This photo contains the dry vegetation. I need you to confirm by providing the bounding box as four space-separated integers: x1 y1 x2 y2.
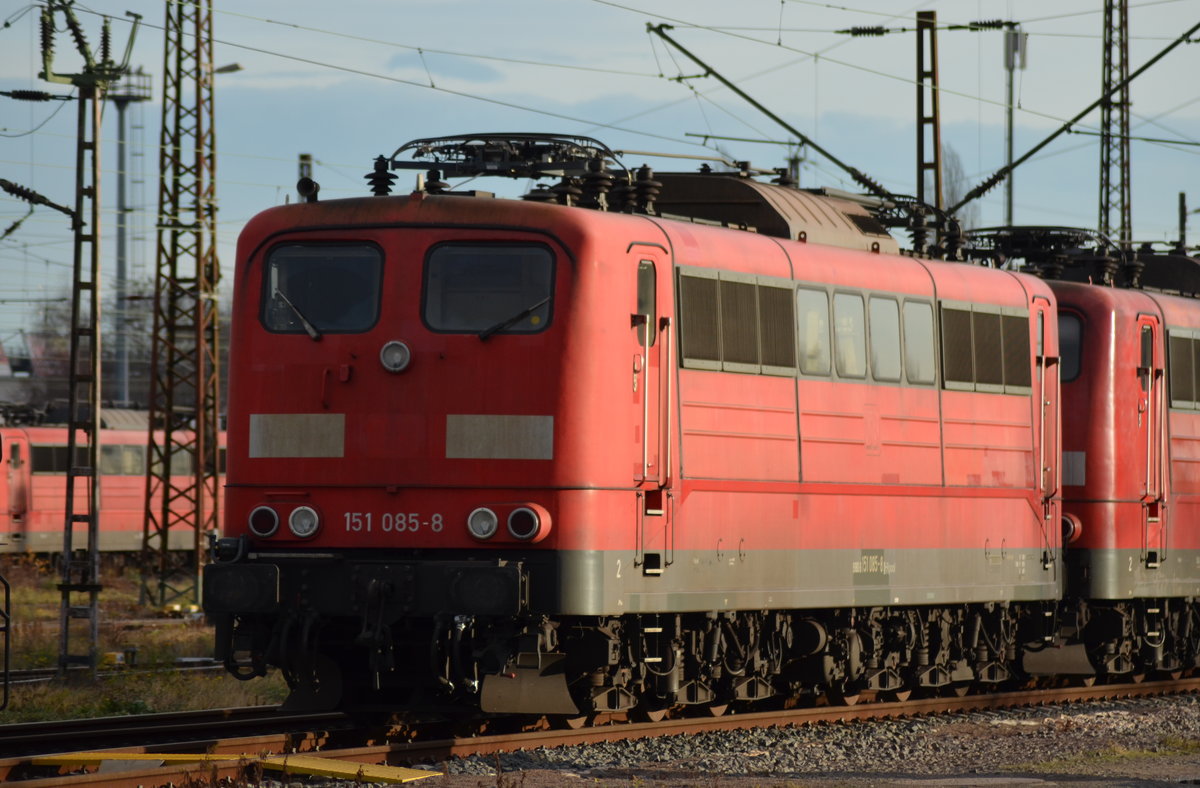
0 556 289 722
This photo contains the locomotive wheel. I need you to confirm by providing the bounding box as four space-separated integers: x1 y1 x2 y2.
554 714 593 730
882 689 912 702
633 700 671 722
279 654 344 712
826 684 861 706
705 703 729 717
948 682 971 697
1130 672 1147 684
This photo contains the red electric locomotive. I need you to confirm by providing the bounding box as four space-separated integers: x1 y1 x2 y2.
204 134 1070 714
1050 278 1200 676
0 415 226 554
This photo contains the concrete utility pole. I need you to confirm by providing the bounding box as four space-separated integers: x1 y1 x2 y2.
1003 26 1027 226
108 68 152 406
39 1 140 677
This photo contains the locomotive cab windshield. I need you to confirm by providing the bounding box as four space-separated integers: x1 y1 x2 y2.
422 242 554 336
262 243 383 335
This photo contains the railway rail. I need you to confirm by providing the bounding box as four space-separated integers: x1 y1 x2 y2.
0 706 351 760
6 660 225 687
0 677 1197 786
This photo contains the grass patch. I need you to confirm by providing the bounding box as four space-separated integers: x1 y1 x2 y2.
1015 736 1200 772
0 556 290 721
3 556 213 670
3 670 290 723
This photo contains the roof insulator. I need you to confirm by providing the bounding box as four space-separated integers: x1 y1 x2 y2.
551 177 582 207
522 184 557 203
771 168 796 188
364 155 397 197
424 168 450 194
581 156 613 211
634 165 661 214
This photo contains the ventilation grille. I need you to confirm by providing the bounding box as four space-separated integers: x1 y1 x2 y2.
942 307 974 383
1002 315 1031 387
720 280 759 365
759 286 796 368
1171 334 1194 403
680 275 720 362
972 312 1004 386
846 212 891 237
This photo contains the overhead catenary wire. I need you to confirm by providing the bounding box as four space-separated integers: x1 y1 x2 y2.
71 0 1158 156
781 0 1191 24
5 0 1190 248
69 5 702 151
649 23 891 198
61 0 1193 172
0 89 76 138
950 17 1200 214
589 0 1125 134
208 4 664 80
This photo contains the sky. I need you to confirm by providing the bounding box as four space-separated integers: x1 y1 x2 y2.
1 0 1198 347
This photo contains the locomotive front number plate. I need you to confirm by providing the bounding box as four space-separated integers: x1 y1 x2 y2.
344 511 445 533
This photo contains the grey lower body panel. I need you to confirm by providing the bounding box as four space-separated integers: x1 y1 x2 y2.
1 529 191 552
204 546 1062 623
556 547 1060 615
1067 548 1200 599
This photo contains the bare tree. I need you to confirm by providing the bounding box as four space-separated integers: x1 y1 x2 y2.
942 145 980 230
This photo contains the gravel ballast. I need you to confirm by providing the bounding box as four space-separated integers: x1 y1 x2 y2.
255 693 1200 787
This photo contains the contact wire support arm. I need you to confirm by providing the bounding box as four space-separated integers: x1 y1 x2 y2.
647 23 892 200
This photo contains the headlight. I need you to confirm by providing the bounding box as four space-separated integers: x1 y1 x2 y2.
380 340 412 373
467 507 499 539
288 506 320 538
507 507 541 540
248 506 279 537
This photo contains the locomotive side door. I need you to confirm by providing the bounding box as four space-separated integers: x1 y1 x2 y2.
1136 315 1166 567
630 245 672 576
1033 299 1060 566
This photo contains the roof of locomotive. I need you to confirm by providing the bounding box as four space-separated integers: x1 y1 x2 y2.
242 172 902 259
1051 278 1200 331
238 188 1048 312
654 173 900 254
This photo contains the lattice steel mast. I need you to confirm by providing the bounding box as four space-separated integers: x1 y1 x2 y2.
38 1 139 676
141 0 220 607
915 11 943 213
1099 0 1132 247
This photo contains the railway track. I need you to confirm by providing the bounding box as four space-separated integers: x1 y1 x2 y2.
0 705 351 760
1 677 1198 787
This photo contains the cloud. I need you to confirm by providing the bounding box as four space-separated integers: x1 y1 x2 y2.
387 52 502 84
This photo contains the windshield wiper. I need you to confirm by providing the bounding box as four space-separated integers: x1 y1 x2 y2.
274 288 322 341
478 296 550 342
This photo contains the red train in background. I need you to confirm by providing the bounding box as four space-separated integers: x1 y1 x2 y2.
203 134 1199 717
1050 274 1200 675
0 414 226 554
